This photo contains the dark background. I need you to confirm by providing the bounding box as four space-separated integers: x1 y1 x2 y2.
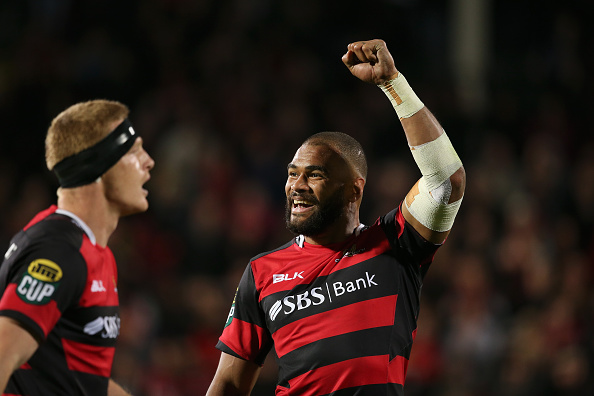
1 0 593 395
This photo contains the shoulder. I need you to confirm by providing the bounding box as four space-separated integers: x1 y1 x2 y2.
25 213 86 247
377 205 434 244
250 238 296 263
6 214 89 281
377 206 406 235
243 239 298 290
374 205 440 259
249 238 300 276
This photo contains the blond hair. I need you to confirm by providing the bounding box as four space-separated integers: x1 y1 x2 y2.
45 99 129 170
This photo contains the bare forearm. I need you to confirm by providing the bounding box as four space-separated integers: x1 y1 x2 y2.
0 370 11 394
400 107 444 146
206 382 251 396
206 353 261 396
108 379 132 396
372 50 465 240
0 317 39 393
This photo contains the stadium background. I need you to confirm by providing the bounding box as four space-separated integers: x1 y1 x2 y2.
1 0 593 394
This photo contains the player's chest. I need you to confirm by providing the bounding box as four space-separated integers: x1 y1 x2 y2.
259 253 399 331
79 249 119 308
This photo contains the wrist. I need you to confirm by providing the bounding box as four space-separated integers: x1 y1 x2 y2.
378 72 424 119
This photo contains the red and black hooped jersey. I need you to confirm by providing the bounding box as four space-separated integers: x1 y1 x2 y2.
0 206 120 396
217 206 440 395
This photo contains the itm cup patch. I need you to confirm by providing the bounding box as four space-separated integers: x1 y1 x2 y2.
16 259 62 305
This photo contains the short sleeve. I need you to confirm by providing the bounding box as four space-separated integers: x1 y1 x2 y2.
216 263 273 365
380 205 440 279
0 240 87 342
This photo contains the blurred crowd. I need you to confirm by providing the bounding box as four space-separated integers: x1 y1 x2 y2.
1 0 593 395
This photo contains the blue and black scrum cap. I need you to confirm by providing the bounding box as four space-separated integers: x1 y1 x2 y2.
52 119 138 188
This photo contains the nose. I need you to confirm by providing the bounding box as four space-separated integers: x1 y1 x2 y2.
290 173 308 192
144 150 155 171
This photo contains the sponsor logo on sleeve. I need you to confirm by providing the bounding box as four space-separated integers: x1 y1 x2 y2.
4 243 17 260
224 288 238 328
16 259 62 305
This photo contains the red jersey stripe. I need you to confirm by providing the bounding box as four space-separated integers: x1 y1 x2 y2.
22 206 57 231
0 284 61 338
388 355 409 385
61 339 115 377
78 237 119 308
396 205 406 238
256 227 392 301
221 318 270 362
287 354 407 395
326 234 392 276
274 295 397 358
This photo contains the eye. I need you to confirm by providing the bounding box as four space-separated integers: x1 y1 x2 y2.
310 172 323 178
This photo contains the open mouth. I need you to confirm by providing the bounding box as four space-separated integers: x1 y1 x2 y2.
293 200 314 208
292 199 316 214
142 177 151 196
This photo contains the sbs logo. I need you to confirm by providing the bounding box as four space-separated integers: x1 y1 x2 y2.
83 315 120 339
268 272 378 322
269 287 325 321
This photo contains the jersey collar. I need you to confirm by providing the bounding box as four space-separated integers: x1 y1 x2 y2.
55 208 97 245
296 224 366 249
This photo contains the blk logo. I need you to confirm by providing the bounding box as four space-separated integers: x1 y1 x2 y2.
273 271 304 284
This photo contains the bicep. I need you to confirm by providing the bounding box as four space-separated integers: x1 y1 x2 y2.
402 180 451 244
402 166 465 244
206 352 262 396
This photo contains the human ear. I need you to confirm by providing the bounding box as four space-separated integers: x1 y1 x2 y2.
349 178 365 203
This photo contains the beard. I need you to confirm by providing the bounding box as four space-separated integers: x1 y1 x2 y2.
285 186 346 237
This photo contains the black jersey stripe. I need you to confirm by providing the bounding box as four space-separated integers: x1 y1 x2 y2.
319 382 404 396
0 206 119 395
276 326 393 387
261 255 400 334
273 295 397 358
218 206 440 394
283 354 405 395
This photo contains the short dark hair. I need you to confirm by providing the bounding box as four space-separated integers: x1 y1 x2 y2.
304 132 367 179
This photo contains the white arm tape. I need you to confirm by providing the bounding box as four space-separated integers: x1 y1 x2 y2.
411 131 462 191
379 72 424 119
405 177 463 232
408 132 463 232
380 72 464 232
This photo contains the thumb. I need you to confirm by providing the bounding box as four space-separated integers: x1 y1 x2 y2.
342 50 360 69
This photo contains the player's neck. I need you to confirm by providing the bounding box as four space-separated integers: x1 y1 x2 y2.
56 185 119 247
304 216 361 246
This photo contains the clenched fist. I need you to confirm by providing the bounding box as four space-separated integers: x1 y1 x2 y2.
342 39 399 85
